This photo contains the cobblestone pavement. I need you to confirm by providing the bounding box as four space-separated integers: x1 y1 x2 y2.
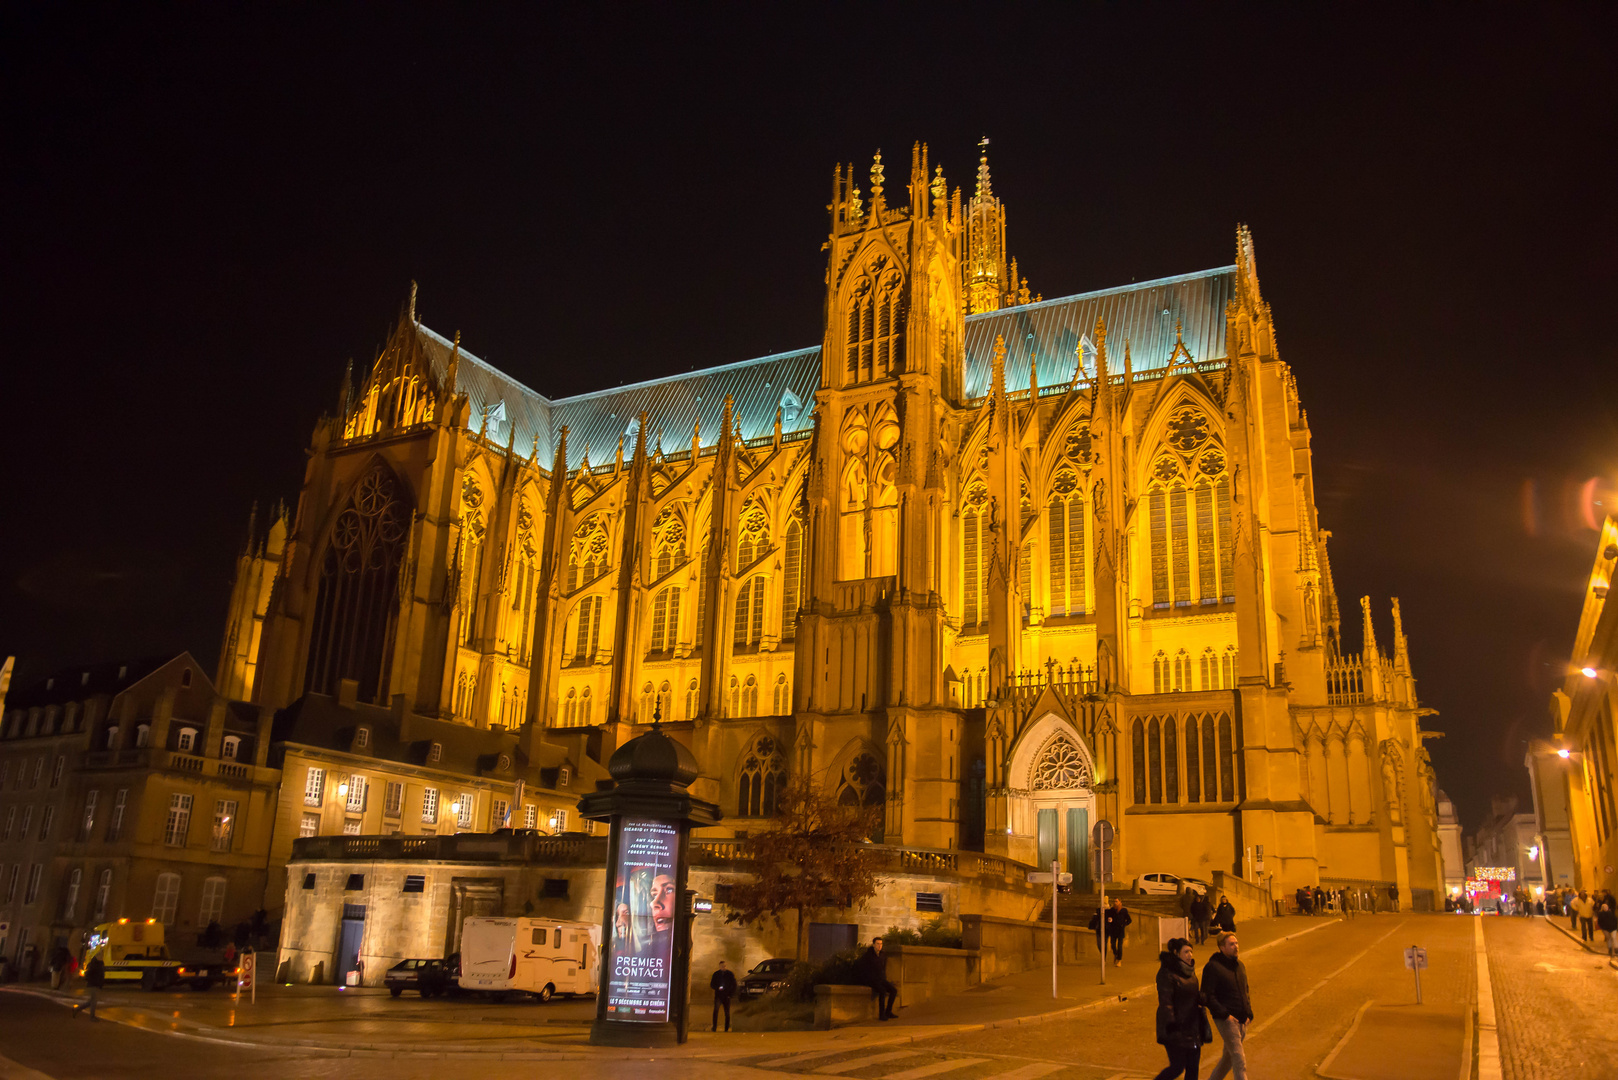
1484 915 1618 1080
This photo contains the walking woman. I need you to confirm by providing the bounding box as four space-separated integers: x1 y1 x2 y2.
1153 936 1212 1080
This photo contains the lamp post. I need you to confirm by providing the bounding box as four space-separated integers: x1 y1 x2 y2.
578 717 720 1047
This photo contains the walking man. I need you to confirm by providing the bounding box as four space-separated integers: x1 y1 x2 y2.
1388 883 1400 913
709 960 737 1032
855 937 899 1020
1104 896 1133 966
1189 890 1212 945
1574 890 1596 942
1202 930 1253 1080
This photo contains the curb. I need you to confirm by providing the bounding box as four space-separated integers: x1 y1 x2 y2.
1537 913 1606 955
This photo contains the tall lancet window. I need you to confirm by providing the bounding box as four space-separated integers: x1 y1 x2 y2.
780 517 803 640
845 261 905 384
1048 469 1087 616
961 480 989 628
458 475 486 646
305 464 412 703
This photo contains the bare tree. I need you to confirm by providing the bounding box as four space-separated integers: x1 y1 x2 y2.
724 777 885 960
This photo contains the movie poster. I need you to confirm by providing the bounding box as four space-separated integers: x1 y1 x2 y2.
604 817 680 1022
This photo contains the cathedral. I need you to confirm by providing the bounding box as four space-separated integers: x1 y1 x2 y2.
221 142 1446 907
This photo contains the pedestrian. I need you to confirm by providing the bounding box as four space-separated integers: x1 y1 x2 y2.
1189 890 1212 945
1567 889 1580 931
1202 930 1253 1080
1388 883 1400 913
1596 897 1618 957
46 945 71 991
1180 882 1196 923
854 937 898 1020
709 960 737 1032
1573 890 1595 942
1152 937 1211 1080
1295 886 1311 916
1104 897 1133 966
1214 896 1237 934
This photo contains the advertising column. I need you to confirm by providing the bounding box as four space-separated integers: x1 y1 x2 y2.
604 818 682 1022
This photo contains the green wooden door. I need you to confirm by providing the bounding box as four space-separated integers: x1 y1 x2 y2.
1036 808 1058 868
1067 807 1091 891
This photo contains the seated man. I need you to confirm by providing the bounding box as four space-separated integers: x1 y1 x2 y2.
854 937 898 1020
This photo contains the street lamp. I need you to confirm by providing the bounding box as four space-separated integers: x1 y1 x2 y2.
337 782 349 799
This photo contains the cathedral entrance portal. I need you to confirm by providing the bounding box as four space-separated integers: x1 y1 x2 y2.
1012 715 1097 889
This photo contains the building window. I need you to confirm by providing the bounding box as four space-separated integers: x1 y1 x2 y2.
304 464 412 704
0 805 11 841
686 680 699 721
342 819 362 836
781 518 803 640
524 804 538 829
1148 719 1163 803
107 789 127 841
61 868 82 919
177 728 196 753
422 788 439 824
571 595 604 664
346 775 368 813
1186 716 1202 803
384 781 403 818
1153 651 1169 694
1131 720 1147 803
456 795 473 829
961 481 988 625
403 875 426 894
492 799 509 828
212 800 237 853
773 674 790 715
38 805 53 840
25 863 44 905
299 813 320 838
32 756 44 787
20 806 32 839
733 577 766 649
649 585 682 654
355 727 369 749
742 675 759 717
151 872 180 923
915 892 944 913
304 767 325 806
738 736 786 818
199 876 226 926
1219 714 1237 800
4 865 18 903
222 735 241 760
1048 472 1087 616
549 808 568 833
135 724 150 748
50 756 65 788
181 668 192 688
164 794 193 847
94 869 112 921
428 743 442 764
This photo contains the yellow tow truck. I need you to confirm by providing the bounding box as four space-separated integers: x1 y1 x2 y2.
83 919 237 991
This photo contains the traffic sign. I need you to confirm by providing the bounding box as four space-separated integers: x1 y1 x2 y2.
1027 871 1073 885
1092 847 1114 882
237 950 256 1003
1403 946 1428 970
1093 820 1115 850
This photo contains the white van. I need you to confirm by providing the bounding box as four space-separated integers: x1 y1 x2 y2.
458 916 600 1002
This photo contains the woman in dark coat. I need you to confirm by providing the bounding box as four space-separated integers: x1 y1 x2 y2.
1213 896 1237 933
1153 936 1212 1080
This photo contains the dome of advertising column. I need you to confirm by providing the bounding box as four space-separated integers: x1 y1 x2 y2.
608 726 700 786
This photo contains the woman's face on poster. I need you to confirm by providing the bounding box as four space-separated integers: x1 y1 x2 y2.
651 874 676 931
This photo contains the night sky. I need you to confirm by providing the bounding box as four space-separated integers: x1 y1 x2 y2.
3 5 1615 833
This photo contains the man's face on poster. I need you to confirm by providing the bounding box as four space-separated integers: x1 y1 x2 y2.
651 874 676 932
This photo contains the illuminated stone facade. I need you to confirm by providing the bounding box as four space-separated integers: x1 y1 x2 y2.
222 144 1445 905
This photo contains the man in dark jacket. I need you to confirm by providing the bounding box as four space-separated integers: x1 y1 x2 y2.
854 937 898 1020
1201 931 1253 1080
1089 897 1132 966
709 960 737 1032
1188 892 1212 945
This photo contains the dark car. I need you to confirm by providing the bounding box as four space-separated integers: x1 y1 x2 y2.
738 958 796 1000
385 957 459 998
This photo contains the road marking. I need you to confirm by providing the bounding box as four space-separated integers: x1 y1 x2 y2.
883 1058 989 1079
1314 999 1373 1078
758 1047 869 1068
1474 917 1501 1080
1245 919 1404 1039
985 1064 1068 1080
813 1049 920 1074
0 1051 57 1080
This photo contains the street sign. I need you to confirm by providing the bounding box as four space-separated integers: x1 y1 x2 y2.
1403 946 1428 970
1093 820 1115 850
237 950 256 1003
691 898 714 914
1091 847 1114 882
1027 871 1073 885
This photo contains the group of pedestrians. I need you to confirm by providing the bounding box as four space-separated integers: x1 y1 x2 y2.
1561 888 1618 955
1152 930 1253 1080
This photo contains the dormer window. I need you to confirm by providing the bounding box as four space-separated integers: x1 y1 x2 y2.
105 727 118 750
135 724 150 748
356 727 370 749
429 742 443 764
177 727 197 753
180 669 192 688
559 766 571 787
222 736 240 761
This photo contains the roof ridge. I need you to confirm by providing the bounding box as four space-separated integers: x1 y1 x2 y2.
549 346 822 406
967 265 1238 320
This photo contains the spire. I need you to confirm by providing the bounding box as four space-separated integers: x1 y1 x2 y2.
909 141 928 217
337 358 353 417
1391 597 1411 672
244 501 258 556
931 164 946 204
408 280 418 324
722 393 735 442
869 150 885 213
529 431 540 466
445 330 462 406
1360 596 1380 660
634 410 649 461
975 135 992 199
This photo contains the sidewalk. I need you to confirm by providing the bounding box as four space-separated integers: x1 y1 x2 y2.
1 914 1343 1062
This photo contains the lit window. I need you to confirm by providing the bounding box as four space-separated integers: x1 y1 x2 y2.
177 728 196 753
164 794 193 847
211 800 237 853
524 804 537 829
422 788 439 824
356 727 370 749
346 775 367 813
304 767 325 806
384 781 403 818
299 813 320 838
492 799 509 827
456 795 473 829
107 789 127 841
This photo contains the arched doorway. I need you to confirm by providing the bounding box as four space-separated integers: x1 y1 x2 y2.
1009 715 1097 889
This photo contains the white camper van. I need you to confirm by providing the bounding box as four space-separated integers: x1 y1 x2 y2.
458 916 600 1001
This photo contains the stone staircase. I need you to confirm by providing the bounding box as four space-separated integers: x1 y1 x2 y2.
1041 890 1189 927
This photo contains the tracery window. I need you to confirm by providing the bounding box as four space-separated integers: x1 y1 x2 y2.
836 751 886 837
562 687 577 724
736 499 770 573
961 479 989 628
512 499 538 664
1030 734 1091 790
567 514 610 592
839 407 898 579
305 464 412 703
733 577 766 649
1048 470 1087 616
728 676 740 717
1173 649 1189 691
1185 716 1202 802
845 261 905 384
1164 717 1179 803
1131 720 1147 803
738 735 786 818
1148 719 1163 803
458 475 487 646
1152 651 1169 694
571 595 603 664
1221 646 1237 689
773 673 790 715
1148 435 1235 609
649 585 682 653
742 675 759 717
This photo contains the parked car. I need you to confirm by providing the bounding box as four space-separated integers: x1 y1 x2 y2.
738 958 796 1000
385 957 459 998
1133 872 1208 896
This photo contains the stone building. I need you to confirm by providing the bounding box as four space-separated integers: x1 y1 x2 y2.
0 655 273 973
224 141 1446 921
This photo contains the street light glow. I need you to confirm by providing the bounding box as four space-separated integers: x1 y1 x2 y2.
1558 748 1572 759
1528 845 1539 860
1582 666 1599 678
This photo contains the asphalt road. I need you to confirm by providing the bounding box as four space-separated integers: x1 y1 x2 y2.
4 914 1610 1079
